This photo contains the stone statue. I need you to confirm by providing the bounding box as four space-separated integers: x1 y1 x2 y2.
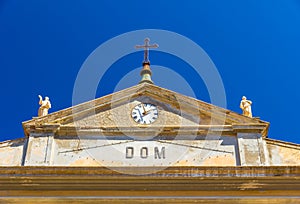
38 95 51 117
240 96 252 118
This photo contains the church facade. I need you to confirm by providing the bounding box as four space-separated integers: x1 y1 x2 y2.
0 82 299 168
0 44 299 202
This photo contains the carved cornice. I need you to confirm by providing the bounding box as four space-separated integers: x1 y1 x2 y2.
0 166 299 199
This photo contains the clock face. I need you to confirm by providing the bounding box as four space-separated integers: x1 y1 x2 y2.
131 103 158 124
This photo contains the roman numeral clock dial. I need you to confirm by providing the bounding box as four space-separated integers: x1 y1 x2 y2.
131 103 158 124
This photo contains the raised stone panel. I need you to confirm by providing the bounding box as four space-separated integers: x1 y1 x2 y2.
50 135 238 166
237 133 268 166
24 134 54 166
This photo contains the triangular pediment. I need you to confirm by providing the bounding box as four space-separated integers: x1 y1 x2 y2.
22 83 269 137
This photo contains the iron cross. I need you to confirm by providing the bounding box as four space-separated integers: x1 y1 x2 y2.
135 38 159 63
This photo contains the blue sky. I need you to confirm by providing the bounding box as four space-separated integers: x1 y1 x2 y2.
0 1 300 143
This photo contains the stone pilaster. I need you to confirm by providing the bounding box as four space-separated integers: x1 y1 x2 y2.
234 124 270 166
23 124 59 166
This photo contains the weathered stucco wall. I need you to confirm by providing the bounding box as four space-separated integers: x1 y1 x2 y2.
0 138 25 166
267 139 300 166
1 136 300 166
68 98 201 128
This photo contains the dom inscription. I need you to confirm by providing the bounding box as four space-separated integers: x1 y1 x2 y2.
126 147 165 159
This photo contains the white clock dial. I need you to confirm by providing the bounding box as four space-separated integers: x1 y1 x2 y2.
131 103 158 124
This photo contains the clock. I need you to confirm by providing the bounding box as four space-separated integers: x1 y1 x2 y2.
131 103 158 124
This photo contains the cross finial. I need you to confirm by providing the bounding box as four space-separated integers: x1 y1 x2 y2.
135 38 158 63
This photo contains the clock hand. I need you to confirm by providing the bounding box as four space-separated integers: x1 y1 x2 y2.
142 108 153 116
137 108 144 122
141 103 147 115
142 104 156 116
